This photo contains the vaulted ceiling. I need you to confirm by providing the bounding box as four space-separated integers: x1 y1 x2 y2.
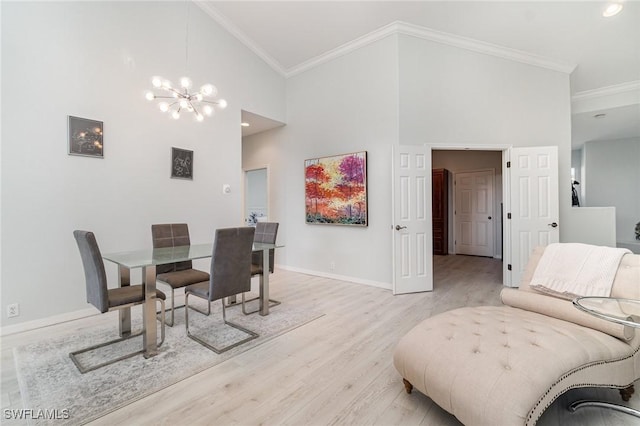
200 1 639 147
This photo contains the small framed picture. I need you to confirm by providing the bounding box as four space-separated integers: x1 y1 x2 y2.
68 116 103 158
171 147 193 180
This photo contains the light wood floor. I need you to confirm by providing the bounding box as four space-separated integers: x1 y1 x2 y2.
2 255 639 425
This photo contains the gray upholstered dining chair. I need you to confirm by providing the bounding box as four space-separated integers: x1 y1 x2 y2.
242 221 280 315
184 227 258 353
71 230 166 374
151 223 210 326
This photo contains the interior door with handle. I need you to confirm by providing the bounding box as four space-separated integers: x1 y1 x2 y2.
454 169 495 257
509 146 559 287
391 145 433 294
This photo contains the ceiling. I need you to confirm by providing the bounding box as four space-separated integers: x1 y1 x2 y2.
202 1 639 147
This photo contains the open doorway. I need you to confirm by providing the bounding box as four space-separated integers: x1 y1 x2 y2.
432 149 504 286
240 108 285 226
244 167 269 225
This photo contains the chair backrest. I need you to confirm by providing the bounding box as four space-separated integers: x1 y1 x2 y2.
73 230 109 313
151 223 193 274
209 227 256 301
252 222 279 273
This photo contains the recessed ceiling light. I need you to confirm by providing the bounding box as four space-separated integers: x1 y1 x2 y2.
241 122 250 127
603 2 623 17
594 113 607 119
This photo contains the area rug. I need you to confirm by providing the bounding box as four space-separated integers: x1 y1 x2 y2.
13 299 323 425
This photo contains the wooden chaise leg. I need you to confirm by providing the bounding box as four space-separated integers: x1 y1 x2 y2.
620 385 635 402
403 378 413 394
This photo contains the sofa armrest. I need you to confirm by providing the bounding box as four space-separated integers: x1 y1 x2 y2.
501 287 634 341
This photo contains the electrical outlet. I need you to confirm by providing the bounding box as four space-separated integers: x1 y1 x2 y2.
7 303 19 318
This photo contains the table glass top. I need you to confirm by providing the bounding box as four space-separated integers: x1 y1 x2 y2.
573 297 640 328
103 242 282 269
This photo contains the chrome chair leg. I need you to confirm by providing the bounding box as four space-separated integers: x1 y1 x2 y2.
70 299 166 374
157 286 210 327
158 298 166 346
185 296 258 354
70 332 145 374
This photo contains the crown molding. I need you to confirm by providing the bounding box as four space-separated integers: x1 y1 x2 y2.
572 80 640 101
286 21 576 78
194 1 287 77
196 6 576 79
285 21 399 78
395 22 576 75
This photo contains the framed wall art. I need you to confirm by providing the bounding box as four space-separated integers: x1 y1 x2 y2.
305 151 367 226
68 116 103 158
171 147 193 180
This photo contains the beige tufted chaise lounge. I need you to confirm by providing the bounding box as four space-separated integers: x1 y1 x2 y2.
393 247 640 425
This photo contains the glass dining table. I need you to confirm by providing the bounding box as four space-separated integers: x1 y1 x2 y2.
102 242 282 358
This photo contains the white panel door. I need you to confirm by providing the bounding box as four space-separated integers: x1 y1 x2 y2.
392 145 432 295
510 146 559 286
454 170 495 257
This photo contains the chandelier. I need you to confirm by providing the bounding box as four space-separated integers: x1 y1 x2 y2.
145 77 227 121
144 1 227 122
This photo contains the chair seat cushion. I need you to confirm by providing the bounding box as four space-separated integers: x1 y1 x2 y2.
108 285 166 308
251 263 264 276
185 281 209 299
157 269 210 288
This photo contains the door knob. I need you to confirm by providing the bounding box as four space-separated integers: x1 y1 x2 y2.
488 216 492 220
395 225 407 231
549 222 558 228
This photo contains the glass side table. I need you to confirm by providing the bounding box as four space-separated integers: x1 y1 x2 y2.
570 297 640 418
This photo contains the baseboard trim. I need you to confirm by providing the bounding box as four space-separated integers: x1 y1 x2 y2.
1 269 391 336
1 307 98 337
278 265 391 290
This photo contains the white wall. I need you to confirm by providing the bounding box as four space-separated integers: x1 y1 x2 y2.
245 35 400 288
1 1 285 326
243 33 572 287
563 207 617 247
582 137 640 245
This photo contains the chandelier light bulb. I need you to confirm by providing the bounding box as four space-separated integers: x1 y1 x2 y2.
201 84 217 97
152 76 163 88
203 105 213 116
179 99 189 109
180 77 192 89
218 99 228 109
195 113 204 122
195 93 203 101
171 110 180 120
145 91 155 101
162 80 172 89
158 102 169 112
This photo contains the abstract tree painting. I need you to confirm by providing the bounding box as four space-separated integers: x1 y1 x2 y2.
305 151 367 226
